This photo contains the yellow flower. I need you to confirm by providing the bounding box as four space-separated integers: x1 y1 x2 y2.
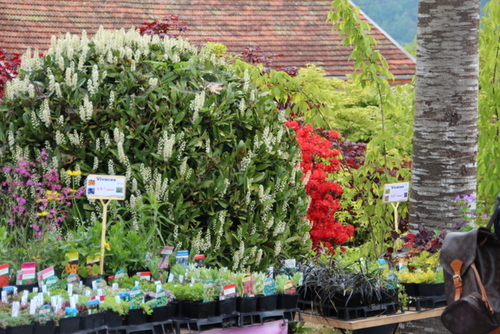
67 170 82 176
104 241 111 251
36 211 49 217
45 190 59 196
45 190 61 201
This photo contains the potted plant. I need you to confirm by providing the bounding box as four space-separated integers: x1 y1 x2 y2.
301 261 353 315
147 288 176 323
124 288 152 326
173 282 215 319
32 302 61 334
215 268 237 316
254 272 277 312
301 254 394 319
275 273 300 310
234 273 257 314
397 251 444 297
99 296 128 328
0 311 34 334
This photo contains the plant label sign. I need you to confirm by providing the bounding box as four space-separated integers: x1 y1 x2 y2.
383 182 409 203
86 174 126 200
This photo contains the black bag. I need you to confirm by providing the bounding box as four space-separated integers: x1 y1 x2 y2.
440 228 500 334
441 291 497 334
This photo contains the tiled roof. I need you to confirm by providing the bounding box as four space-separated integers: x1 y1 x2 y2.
0 0 415 79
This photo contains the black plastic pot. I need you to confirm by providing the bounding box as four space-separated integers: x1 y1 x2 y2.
127 268 149 277
148 304 173 322
297 285 314 302
379 288 398 304
33 321 55 334
366 288 399 305
236 296 257 313
57 317 81 334
256 295 277 312
332 292 362 308
401 283 419 297
183 301 217 319
125 308 148 326
173 300 184 318
417 283 445 297
104 310 123 328
80 313 105 330
216 298 237 316
81 275 103 288
276 293 299 310
6 324 33 334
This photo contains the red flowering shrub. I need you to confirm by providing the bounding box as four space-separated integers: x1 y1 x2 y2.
285 120 355 252
0 50 21 99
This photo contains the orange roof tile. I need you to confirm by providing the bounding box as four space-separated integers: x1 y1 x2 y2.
0 0 415 79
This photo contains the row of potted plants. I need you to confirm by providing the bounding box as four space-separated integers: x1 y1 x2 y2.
296 244 446 319
0 263 303 334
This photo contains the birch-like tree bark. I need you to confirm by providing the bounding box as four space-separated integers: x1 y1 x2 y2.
410 0 480 230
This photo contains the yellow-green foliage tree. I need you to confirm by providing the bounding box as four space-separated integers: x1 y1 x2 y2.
478 0 500 209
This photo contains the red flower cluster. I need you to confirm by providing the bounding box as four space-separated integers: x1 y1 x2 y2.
0 50 21 99
285 120 354 252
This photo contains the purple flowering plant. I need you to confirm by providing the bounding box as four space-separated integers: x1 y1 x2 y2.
0 149 84 266
454 193 489 230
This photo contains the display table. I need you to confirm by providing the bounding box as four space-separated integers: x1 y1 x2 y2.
178 320 288 333
299 307 444 334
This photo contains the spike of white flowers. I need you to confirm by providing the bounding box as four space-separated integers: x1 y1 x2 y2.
108 159 115 175
38 99 51 127
103 132 111 147
92 157 99 171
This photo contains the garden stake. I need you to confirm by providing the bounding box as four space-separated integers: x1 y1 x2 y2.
99 199 111 275
391 201 402 250
391 201 400 232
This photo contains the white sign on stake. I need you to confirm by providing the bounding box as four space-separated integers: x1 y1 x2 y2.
85 174 126 275
382 182 410 236
85 174 126 200
383 182 409 203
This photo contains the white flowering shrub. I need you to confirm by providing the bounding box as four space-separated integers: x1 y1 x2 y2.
0 28 310 271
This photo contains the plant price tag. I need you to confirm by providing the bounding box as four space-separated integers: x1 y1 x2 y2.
264 277 276 296
156 288 167 307
21 290 29 304
29 299 37 315
383 182 409 203
39 304 53 322
0 264 8 276
11 301 20 317
223 283 236 299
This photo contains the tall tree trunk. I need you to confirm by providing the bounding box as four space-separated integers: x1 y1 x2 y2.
410 0 480 231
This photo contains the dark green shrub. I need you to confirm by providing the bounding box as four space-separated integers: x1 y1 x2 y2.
0 28 310 271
